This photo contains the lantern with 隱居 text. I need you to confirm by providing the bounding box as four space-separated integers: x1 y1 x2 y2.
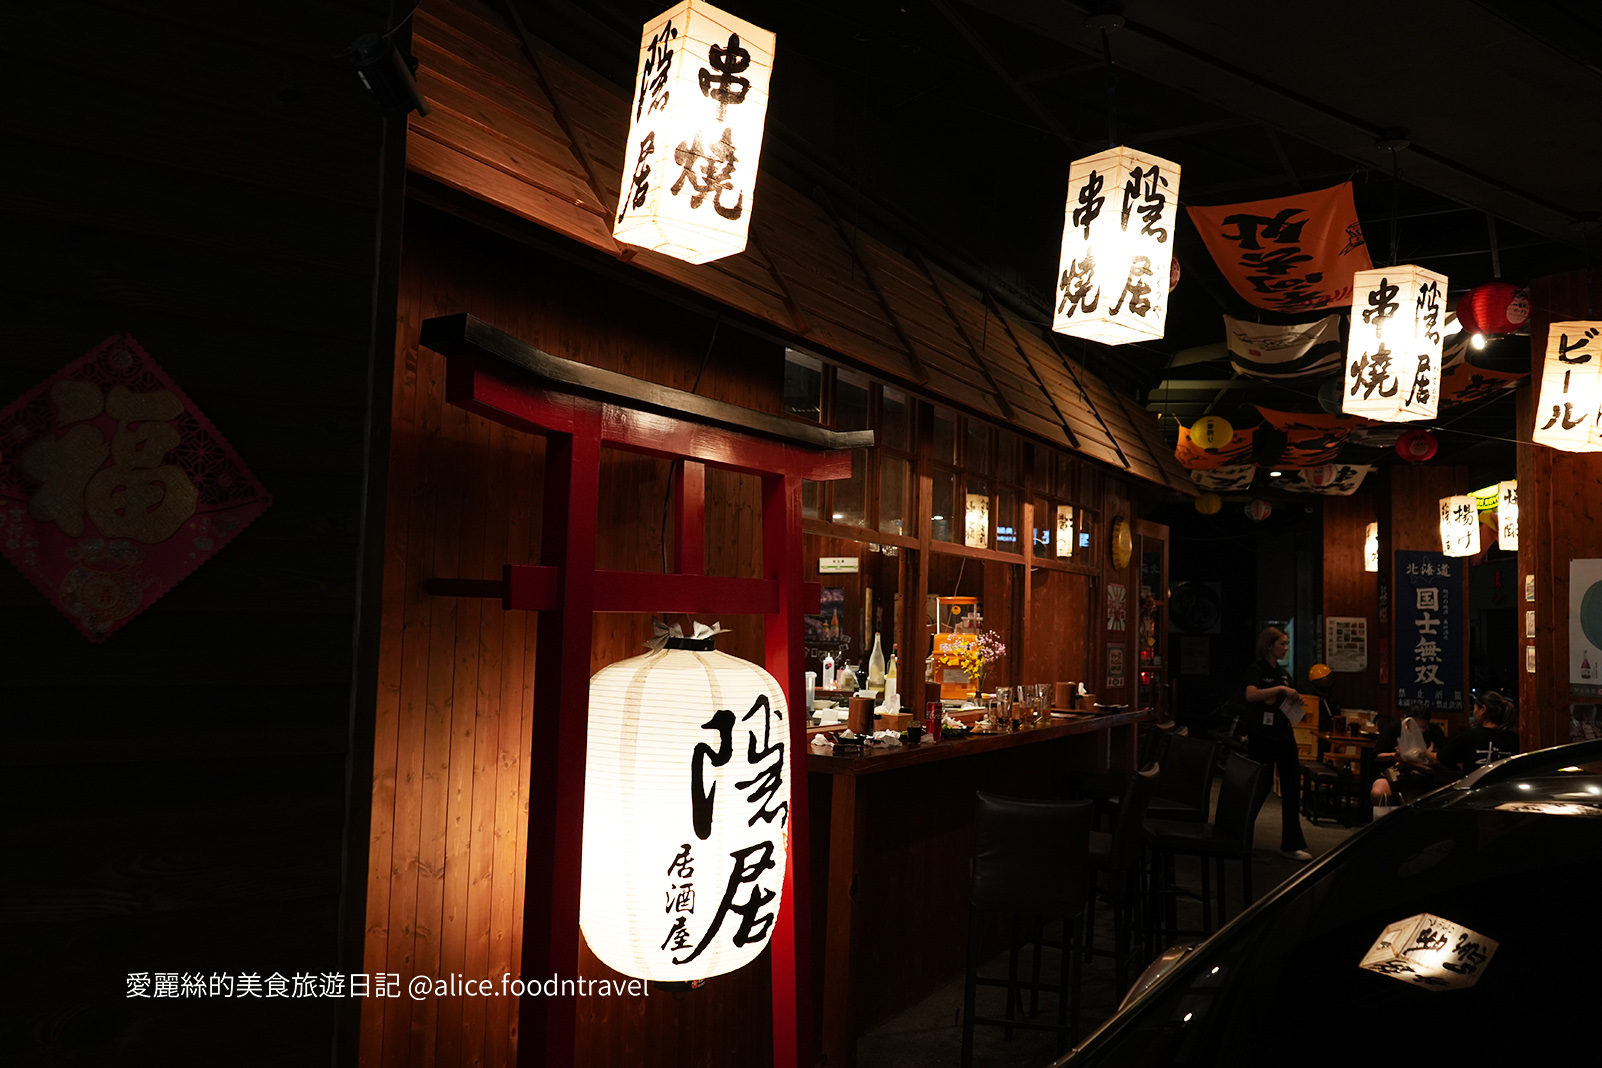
1052 146 1181 345
1439 496 1480 558
1531 322 1602 451
1344 265 1448 422
580 623 790 981
1498 480 1519 551
1364 521 1379 572
612 2 775 265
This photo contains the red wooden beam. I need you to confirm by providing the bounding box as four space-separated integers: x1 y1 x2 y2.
435 567 823 617
673 460 706 575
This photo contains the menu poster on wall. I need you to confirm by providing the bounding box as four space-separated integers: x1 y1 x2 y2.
1106 643 1126 691
1394 551 1464 712
1568 559 1602 692
1325 616 1368 672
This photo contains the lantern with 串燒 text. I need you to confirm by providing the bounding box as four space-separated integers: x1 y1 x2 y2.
612 2 775 265
1531 322 1602 451
1052 146 1181 345
1498 480 1518 551
1343 265 1447 422
579 623 790 981
1439 496 1480 558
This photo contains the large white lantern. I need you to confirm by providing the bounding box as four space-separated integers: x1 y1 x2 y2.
1343 265 1448 422
1497 480 1518 551
1439 495 1480 558
1531 322 1602 451
580 625 791 981
612 2 775 264
1364 521 1379 573
1052 146 1181 345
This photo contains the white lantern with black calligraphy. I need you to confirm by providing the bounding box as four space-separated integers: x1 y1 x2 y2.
1439 495 1480 558
1364 521 1379 573
1531 322 1602 451
580 624 790 981
1343 265 1448 422
1497 480 1518 551
1052 146 1181 345
612 2 775 265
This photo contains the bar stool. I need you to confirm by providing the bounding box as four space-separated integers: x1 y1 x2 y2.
1144 752 1268 944
1145 733 1219 823
1084 761 1160 993
962 792 1093 1068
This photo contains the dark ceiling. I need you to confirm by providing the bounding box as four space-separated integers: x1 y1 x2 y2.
522 0 1602 489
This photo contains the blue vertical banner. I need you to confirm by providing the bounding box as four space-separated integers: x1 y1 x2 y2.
1394 550 1464 711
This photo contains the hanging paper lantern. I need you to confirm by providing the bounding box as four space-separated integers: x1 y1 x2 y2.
1364 521 1379 572
1194 492 1223 515
1532 321 1602 451
612 2 776 264
1343 265 1448 422
1169 255 1182 292
1395 428 1438 463
964 492 990 549
580 625 791 981
1188 415 1233 450
1055 504 1075 559
1439 495 1481 558
1456 282 1530 336
1052 146 1182 345
1245 498 1271 522
1305 463 1340 488
1498 479 1519 551
1317 375 1345 415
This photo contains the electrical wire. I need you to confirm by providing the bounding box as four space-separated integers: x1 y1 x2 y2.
659 319 723 576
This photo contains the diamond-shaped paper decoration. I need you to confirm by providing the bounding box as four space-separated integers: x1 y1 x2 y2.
1359 913 1498 990
0 334 272 641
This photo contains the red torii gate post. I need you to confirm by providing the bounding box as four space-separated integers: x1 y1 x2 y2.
420 314 869 1068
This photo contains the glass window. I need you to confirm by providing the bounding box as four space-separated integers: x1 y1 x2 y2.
832 450 868 527
1055 451 1075 500
933 408 957 465
878 454 907 536
995 430 1018 484
967 421 990 475
932 471 957 543
880 386 909 452
783 350 823 423
1033 497 1054 555
835 367 870 432
995 485 1019 554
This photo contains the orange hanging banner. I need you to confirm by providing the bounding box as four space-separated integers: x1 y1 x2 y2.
1187 182 1372 312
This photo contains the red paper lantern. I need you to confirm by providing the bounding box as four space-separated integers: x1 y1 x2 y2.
1396 428 1438 463
1245 499 1272 522
1456 282 1530 336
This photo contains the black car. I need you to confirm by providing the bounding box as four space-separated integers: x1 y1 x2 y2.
1057 739 1602 1067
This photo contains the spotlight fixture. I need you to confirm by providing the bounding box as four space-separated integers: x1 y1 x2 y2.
343 32 430 117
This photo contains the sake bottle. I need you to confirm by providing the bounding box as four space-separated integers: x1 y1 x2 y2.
867 633 886 691
822 651 836 689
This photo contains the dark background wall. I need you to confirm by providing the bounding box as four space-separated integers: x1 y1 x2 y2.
1 2 396 1064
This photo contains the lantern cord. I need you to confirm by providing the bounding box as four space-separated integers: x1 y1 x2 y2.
1485 213 1501 280
659 318 723 575
1102 29 1117 148
1387 147 1401 267
382 0 423 38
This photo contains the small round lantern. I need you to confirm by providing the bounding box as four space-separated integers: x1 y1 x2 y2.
1189 415 1234 450
1305 463 1339 488
580 624 791 982
1395 428 1438 463
1169 255 1182 292
1194 492 1223 515
1245 498 1272 522
1456 282 1530 336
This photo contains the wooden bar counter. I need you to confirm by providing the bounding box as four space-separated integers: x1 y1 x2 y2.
807 709 1151 1068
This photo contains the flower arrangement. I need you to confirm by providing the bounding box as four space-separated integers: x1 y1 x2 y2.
936 630 1007 686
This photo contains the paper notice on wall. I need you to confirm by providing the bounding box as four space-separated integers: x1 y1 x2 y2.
1325 616 1367 672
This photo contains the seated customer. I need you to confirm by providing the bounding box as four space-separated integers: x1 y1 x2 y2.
1369 704 1450 810
1444 691 1520 774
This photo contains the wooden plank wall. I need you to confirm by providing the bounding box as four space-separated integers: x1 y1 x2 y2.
1320 495 1380 712
363 202 777 1068
0 1 394 1065
1520 269 1602 751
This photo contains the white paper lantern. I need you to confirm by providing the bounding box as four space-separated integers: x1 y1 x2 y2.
1531 321 1602 451
1364 521 1379 573
612 2 775 264
1055 504 1074 559
1497 480 1518 551
1052 146 1181 345
964 492 990 549
580 633 791 981
1439 495 1480 558
1343 265 1448 422
1359 913 1498 990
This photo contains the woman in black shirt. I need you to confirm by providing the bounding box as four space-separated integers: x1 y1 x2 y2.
1243 626 1311 861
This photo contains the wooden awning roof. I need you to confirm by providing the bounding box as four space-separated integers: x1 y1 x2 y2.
404 0 1195 495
